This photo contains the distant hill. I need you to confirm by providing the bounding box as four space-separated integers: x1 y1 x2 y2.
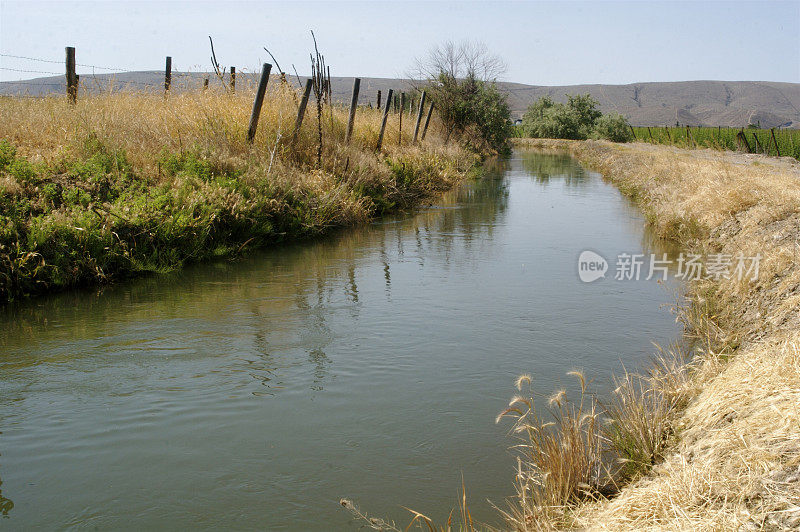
2 73 798 128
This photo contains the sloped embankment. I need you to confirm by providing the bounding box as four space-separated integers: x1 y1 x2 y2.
515 138 800 530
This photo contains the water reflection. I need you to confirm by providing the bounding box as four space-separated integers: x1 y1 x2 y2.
521 151 589 187
0 161 512 401
0 468 12 518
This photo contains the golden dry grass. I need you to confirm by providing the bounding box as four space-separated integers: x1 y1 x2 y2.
0 80 464 183
510 138 800 530
0 82 476 300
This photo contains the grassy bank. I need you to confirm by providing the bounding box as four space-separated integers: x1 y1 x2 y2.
502 138 800 530
0 87 479 302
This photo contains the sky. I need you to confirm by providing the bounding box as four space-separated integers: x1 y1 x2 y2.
1 0 799 85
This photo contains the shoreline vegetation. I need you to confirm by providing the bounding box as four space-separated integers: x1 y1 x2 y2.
0 86 486 303
497 138 799 530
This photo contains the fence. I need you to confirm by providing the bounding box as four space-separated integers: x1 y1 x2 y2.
0 47 437 151
630 125 800 161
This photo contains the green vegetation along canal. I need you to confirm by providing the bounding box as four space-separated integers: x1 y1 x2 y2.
0 150 683 529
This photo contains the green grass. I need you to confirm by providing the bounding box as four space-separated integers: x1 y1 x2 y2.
0 136 474 303
631 126 800 160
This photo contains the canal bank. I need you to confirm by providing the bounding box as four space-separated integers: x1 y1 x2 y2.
513 138 800 530
0 150 682 529
0 92 479 303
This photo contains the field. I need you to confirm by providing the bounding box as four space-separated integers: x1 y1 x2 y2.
631 125 800 160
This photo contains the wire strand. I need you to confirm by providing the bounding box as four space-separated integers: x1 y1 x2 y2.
1 66 62 75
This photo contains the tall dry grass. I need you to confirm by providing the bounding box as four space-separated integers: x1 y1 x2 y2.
507 138 800 530
0 81 477 300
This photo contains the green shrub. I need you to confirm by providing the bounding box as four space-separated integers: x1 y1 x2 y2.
414 41 512 153
522 94 601 140
594 113 634 143
158 150 231 182
8 159 37 183
63 188 91 208
0 139 16 170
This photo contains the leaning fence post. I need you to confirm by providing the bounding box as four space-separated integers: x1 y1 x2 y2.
412 91 426 143
377 90 382 110
421 102 435 141
65 46 77 104
247 63 272 143
647 127 653 140
292 78 313 143
164 56 172 94
629 125 636 140
345 77 361 143
230 66 236 93
752 132 763 153
376 89 394 151
771 128 781 157
737 128 752 153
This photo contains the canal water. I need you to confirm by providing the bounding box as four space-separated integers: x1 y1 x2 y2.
0 150 683 530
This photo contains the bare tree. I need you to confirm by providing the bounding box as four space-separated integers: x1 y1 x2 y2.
410 40 507 85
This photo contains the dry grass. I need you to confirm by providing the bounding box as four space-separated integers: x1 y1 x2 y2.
508 138 800 530
0 83 476 300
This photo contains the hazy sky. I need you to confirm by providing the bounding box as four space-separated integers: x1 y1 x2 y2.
1 0 799 85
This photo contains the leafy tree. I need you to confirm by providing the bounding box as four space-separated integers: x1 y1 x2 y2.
522 93 631 142
523 103 583 139
567 94 602 133
594 113 634 142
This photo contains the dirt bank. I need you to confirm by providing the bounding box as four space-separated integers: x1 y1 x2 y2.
514 138 800 530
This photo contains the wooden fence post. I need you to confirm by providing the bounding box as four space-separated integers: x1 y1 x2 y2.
230 66 236 93
323 66 331 104
376 89 394 151
345 77 361 143
292 78 313 143
247 63 272 143
164 56 172 94
421 102 435 141
377 90 381 110
736 128 752 153
65 46 77 104
771 128 781 157
629 125 636 140
752 132 763 153
412 91 426 143
647 127 653 140
398 92 405 145
664 127 671 142
686 125 694 146
203 77 209 91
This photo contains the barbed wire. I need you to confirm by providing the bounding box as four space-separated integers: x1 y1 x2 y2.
2 51 284 98
1 52 213 78
0 53 62 64
1 66 62 75
2 81 63 87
